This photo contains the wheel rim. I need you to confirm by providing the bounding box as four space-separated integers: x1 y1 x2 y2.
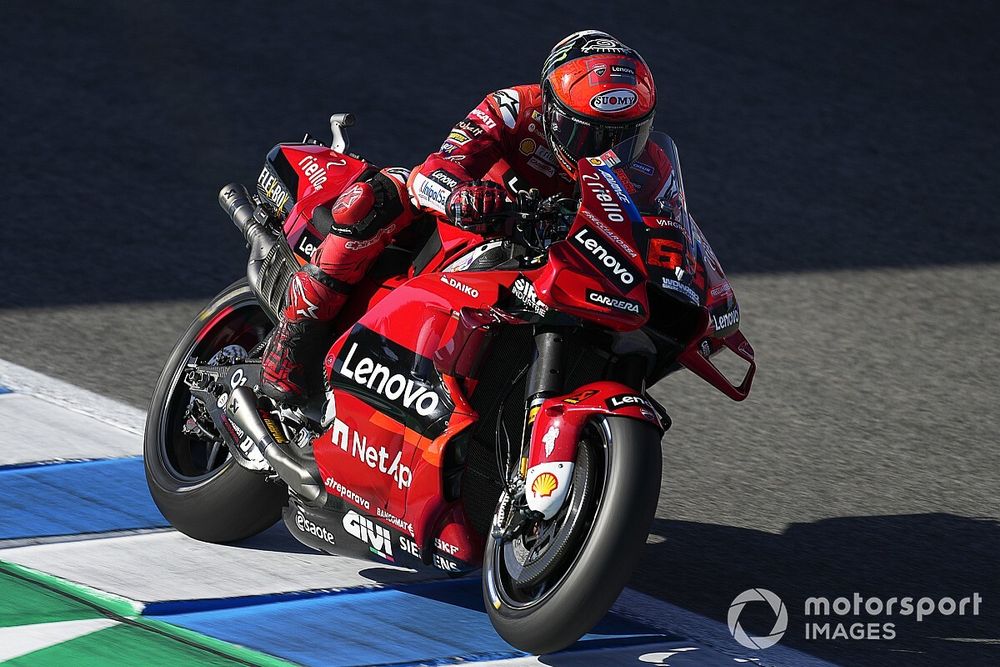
488 422 609 610
158 296 271 484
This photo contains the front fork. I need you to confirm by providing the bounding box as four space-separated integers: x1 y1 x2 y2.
494 331 568 540
518 330 568 477
511 329 665 522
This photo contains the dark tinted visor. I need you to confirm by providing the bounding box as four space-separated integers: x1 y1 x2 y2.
546 101 653 165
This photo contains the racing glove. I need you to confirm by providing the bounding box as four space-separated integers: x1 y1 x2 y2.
445 180 507 232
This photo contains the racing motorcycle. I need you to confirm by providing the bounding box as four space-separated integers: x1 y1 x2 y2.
144 113 755 653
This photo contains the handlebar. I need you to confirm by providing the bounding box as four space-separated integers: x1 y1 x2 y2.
497 189 576 252
510 189 572 220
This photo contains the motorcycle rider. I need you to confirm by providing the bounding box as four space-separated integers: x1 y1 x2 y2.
262 30 669 406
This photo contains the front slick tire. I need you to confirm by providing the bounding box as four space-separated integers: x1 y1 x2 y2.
483 416 663 654
144 278 286 543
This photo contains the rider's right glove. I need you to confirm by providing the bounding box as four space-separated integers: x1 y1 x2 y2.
445 180 507 232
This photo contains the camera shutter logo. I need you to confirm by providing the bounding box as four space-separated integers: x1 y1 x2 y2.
728 588 788 649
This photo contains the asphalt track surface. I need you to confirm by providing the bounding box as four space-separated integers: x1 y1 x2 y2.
1 2 998 665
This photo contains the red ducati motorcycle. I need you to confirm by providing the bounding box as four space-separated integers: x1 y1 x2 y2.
144 114 755 653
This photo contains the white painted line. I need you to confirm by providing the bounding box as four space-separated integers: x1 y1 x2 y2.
0 618 119 661
0 527 173 550
0 524 444 603
474 643 736 666
0 358 145 435
0 393 141 465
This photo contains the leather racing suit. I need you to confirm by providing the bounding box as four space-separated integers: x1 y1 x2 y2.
261 84 678 404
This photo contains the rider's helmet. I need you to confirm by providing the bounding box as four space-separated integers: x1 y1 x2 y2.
541 30 656 177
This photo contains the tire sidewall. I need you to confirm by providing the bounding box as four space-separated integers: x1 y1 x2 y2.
144 278 286 543
484 415 663 653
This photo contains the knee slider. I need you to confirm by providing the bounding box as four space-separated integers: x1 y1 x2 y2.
329 172 406 241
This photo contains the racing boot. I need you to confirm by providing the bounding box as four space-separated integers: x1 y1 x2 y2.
261 268 349 407
262 166 416 406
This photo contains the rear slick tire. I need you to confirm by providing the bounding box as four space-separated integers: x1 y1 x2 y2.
144 278 286 543
483 416 663 654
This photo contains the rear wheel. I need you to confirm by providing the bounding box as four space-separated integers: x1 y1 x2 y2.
144 279 286 543
483 416 662 654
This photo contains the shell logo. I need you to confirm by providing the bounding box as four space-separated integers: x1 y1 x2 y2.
531 472 559 498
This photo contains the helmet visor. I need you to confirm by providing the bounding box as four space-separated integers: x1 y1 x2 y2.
545 100 653 167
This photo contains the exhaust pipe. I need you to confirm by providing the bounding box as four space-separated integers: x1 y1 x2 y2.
218 183 257 236
225 387 327 505
218 183 298 321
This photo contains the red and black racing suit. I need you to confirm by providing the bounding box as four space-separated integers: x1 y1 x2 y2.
262 84 678 402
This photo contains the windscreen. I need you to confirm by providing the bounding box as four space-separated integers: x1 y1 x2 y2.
589 132 704 307
596 131 687 217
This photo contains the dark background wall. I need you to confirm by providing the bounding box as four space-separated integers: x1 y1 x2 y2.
1 1 997 309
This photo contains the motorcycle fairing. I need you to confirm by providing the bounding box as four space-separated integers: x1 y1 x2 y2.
258 142 371 263
314 269 523 566
591 132 754 398
283 493 478 574
530 159 650 331
441 239 508 272
524 381 664 519
654 212 753 399
266 130 754 572
330 325 455 438
635 208 752 396
408 222 498 279
678 329 756 401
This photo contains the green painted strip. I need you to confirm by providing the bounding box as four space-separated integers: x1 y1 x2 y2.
0 561 141 619
0 561 297 667
6 623 253 666
131 618 300 667
0 569 103 628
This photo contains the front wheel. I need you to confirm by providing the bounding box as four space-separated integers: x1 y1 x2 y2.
483 416 663 654
144 278 286 543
